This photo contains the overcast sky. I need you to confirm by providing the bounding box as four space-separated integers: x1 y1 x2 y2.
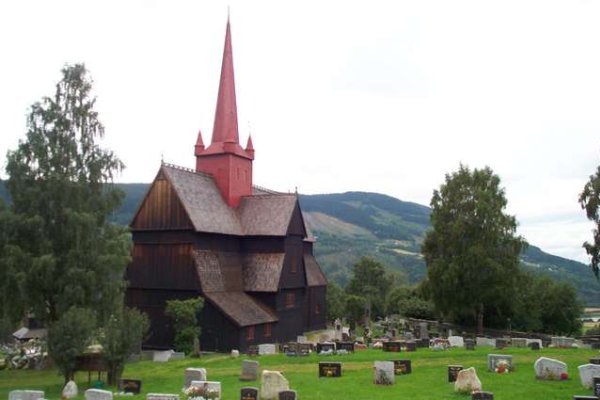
0 0 599 264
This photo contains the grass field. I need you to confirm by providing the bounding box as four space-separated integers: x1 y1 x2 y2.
2 347 600 399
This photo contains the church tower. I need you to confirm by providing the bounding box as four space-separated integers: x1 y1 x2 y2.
195 18 254 207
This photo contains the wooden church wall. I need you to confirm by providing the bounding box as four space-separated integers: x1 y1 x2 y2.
305 286 327 331
274 287 306 343
200 301 239 351
279 235 306 289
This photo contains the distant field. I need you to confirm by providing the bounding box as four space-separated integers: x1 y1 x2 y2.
1 348 599 400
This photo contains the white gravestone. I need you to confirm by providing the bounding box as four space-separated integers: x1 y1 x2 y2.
231 349 240 358
448 336 464 347
62 381 78 399
258 344 277 355
170 352 185 360
146 394 179 400
85 389 113 400
190 381 221 400
526 338 542 349
487 354 513 372
184 368 207 388
534 357 567 380
511 338 528 348
9 391 45 400
476 337 496 347
373 361 395 385
578 363 600 388
454 367 482 394
261 370 289 400
153 350 174 362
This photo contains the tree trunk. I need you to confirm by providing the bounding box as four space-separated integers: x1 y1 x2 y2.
477 304 484 335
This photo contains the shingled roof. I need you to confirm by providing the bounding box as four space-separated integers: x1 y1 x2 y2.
238 195 298 236
243 253 285 292
304 254 328 287
204 291 278 327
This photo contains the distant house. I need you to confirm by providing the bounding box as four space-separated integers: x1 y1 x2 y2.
125 18 327 351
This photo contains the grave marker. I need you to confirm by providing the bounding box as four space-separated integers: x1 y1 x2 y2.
240 360 260 381
578 364 600 388
393 359 412 375
448 365 464 383
495 338 508 349
247 345 259 356
316 343 335 354
9 391 45 400
336 342 354 352
240 387 259 400
534 357 567 380
465 339 475 350
471 391 494 400
118 379 142 395
146 394 179 400
185 368 207 388
319 362 342 377
278 390 297 400
261 370 289 400
382 341 402 352
594 376 600 397
84 389 113 400
373 361 395 385
404 341 417 352
487 354 513 372
190 381 221 400
529 342 540 351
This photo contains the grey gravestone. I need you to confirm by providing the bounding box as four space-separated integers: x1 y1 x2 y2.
373 361 395 385
170 352 185 360
153 350 174 362
118 379 142 394
9 391 45 400
336 342 354 352
382 341 402 352
495 338 508 349
578 364 600 388
146 394 179 400
448 365 464 383
240 360 259 381
471 392 494 400
240 387 259 400
247 345 259 356
185 368 207 388
319 362 342 377
487 354 513 372
594 377 600 397
552 336 575 348
85 389 113 400
258 344 277 355
278 390 297 400
317 343 335 353
511 338 527 348
534 357 567 380
393 359 412 375
465 339 475 350
418 322 428 339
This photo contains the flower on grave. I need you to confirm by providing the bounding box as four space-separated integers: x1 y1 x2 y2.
560 372 569 380
494 360 511 374
183 385 219 400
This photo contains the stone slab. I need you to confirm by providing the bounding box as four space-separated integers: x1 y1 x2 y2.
261 370 289 400
487 354 513 372
578 363 600 388
85 389 113 400
185 368 207 388
534 357 568 380
373 361 395 385
240 360 260 381
240 387 259 400
146 394 179 400
258 344 277 355
448 336 464 347
190 381 221 400
448 365 463 383
9 391 45 400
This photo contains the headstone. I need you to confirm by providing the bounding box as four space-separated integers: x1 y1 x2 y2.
247 345 259 356
454 367 482 394
193 336 200 358
258 344 277 355
511 338 528 348
382 341 402 352
373 361 395 385
62 381 78 399
448 336 464 347
316 343 335 354
594 376 600 397
278 390 297 400
472 391 494 400
170 352 185 360
418 338 430 348
118 379 142 395
465 339 475 350
319 362 342 377
240 387 259 400
534 357 568 380
418 322 428 339
578 364 600 388
297 335 307 343
448 365 464 383
495 338 508 349
404 341 417 352
334 318 343 341
231 350 240 358
393 359 412 375
336 342 354 352
241 360 260 381
146 394 179 400
185 368 207 388
298 343 311 356
551 336 575 348
261 370 289 400
85 389 113 400
476 337 496 347
591 358 600 365
526 338 542 349
488 354 513 372
190 381 221 400
9 391 45 400
153 350 174 362
529 342 541 351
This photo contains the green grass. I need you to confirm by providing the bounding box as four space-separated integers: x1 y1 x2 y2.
1 347 599 399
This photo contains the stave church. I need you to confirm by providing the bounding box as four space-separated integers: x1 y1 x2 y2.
125 18 327 351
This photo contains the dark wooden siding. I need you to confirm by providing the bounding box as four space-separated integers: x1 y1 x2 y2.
274 288 305 342
127 243 199 291
286 203 306 236
279 235 306 289
305 286 327 331
200 301 240 351
131 174 193 230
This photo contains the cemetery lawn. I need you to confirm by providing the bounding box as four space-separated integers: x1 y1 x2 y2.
2 347 599 399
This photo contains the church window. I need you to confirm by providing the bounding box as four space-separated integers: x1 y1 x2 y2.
264 323 272 337
247 326 255 341
285 292 295 309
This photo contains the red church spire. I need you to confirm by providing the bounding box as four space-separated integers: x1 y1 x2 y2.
194 129 205 156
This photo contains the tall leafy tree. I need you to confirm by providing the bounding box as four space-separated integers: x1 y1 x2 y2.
345 257 393 321
579 165 600 279
5 64 130 325
422 165 526 332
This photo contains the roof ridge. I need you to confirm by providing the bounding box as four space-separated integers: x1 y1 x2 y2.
251 184 288 195
162 162 214 179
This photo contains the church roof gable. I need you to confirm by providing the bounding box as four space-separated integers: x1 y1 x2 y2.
239 195 298 236
205 291 278 327
304 254 328 287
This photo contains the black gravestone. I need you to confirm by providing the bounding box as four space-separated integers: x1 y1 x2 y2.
317 343 335 353
417 338 430 348
247 345 259 356
118 379 142 394
404 341 417 352
448 365 463 383
319 362 342 377
383 341 402 352
278 390 297 400
471 391 494 400
529 342 540 351
591 358 600 365
465 339 475 350
337 342 355 352
393 359 412 375
594 376 600 397
240 387 259 400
